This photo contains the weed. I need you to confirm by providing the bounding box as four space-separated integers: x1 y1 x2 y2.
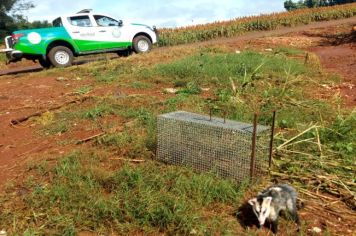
73 85 92 95
128 81 152 89
42 119 70 135
177 81 202 95
81 103 117 120
320 111 355 157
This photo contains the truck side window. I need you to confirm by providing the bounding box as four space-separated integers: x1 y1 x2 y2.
68 15 92 27
94 15 119 27
52 17 63 27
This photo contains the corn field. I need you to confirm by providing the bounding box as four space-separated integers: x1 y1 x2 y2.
158 3 356 46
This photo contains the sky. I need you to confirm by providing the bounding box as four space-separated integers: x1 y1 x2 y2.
24 0 286 28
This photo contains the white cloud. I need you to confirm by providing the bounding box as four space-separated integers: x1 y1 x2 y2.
26 0 285 27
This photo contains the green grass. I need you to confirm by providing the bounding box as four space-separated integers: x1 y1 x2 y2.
141 51 310 89
0 151 247 235
0 53 6 65
1 47 354 235
73 85 92 95
137 50 322 122
273 46 305 56
127 81 153 89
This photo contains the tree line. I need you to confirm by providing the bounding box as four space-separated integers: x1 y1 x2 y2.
1 0 51 39
284 0 356 11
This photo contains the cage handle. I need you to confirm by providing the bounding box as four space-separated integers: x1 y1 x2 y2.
209 107 227 124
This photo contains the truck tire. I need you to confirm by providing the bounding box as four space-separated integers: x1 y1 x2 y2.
48 46 73 68
38 57 52 68
117 49 132 57
133 35 152 53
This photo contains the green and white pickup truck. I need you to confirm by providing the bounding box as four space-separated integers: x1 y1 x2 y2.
1 9 158 67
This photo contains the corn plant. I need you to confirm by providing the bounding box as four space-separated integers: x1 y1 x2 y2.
159 3 356 46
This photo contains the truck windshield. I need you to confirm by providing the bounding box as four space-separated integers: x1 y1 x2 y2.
52 17 63 27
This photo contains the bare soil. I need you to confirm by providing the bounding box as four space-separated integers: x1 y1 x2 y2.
0 17 355 235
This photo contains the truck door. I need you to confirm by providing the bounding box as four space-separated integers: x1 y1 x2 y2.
66 15 101 52
93 15 131 50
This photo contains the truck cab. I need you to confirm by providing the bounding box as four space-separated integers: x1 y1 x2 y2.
1 9 158 67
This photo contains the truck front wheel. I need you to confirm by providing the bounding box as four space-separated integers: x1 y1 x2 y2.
48 46 73 68
133 35 152 53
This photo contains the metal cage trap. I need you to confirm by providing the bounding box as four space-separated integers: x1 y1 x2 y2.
156 111 275 183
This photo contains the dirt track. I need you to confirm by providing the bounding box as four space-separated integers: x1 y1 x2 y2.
0 17 355 188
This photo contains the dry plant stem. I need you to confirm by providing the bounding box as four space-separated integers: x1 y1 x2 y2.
315 127 323 158
276 125 318 150
229 77 237 95
109 158 145 163
76 132 106 144
10 96 91 125
282 137 314 148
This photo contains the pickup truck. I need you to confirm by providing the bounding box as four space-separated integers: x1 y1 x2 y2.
1 9 158 68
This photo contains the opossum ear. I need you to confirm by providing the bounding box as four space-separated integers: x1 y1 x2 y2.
248 198 257 206
265 196 272 205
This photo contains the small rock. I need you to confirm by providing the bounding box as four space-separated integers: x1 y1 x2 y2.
56 77 69 81
235 50 241 54
113 90 127 98
312 227 322 233
164 88 178 94
201 87 210 92
0 230 7 236
265 48 273 52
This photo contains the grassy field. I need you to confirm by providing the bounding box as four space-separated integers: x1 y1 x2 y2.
0 43 354 235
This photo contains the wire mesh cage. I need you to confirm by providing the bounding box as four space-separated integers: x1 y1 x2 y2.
156 111 271 183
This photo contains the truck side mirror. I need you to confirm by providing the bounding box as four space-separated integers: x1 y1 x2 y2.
118 20 123 27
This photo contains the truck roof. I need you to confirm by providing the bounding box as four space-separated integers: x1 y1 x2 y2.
59 10 119 20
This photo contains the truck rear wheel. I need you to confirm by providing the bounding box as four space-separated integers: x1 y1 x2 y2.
133 35 152 53
48 46 73 68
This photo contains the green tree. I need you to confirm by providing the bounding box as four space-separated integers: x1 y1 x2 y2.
305 0 319 7
284 0 356 10
0 0 35 38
